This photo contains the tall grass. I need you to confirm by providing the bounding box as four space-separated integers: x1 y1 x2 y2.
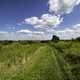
0 41 80 80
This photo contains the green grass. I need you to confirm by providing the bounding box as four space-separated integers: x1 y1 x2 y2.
0 41 80 80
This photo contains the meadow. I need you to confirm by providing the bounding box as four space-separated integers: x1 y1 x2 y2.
0 40 80 80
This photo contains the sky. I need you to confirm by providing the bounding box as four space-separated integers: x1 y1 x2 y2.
0 0 80 40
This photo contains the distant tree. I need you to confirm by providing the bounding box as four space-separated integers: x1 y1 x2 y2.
40 40 49 43
52 35 60 41
76 37 80 41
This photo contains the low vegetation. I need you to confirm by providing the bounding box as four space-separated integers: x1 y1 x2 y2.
0 40 80 80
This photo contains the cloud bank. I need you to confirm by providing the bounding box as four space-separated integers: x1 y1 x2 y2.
55 24 80 39
0 23 80 40
0 30 52 40
1 23 80 40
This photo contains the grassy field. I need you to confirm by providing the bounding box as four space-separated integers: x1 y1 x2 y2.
0 41 80 80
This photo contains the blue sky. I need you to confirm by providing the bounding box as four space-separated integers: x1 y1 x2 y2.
0 0 48 25
0 0 80 40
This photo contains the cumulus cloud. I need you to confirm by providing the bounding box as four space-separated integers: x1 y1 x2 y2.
24 14 63 29
48 0 80 14
23 0 80 29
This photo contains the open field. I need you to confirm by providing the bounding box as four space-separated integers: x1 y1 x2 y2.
0 41 80 80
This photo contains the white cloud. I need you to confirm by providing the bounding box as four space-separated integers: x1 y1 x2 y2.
22 0 80 31
0 31 10 40
17 29 32 33
24 14 63 29
54 24 80 39
48 0 80 14
32 31 44 34
15 29 52 40
0 30 52 40
72 24 80 30
17 29 44 34
0 31 8 34
0 23 80 40
55 29 75 39
24 17 39 25
23 0 80 30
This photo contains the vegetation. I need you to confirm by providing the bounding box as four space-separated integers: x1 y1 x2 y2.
0 40 80 80
52 35 60 41
75 37 80 41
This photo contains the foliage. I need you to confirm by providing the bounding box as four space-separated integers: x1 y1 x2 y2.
51 35 60 41
75 37 80 41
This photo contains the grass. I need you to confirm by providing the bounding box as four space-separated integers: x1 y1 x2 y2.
0 41 80 80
